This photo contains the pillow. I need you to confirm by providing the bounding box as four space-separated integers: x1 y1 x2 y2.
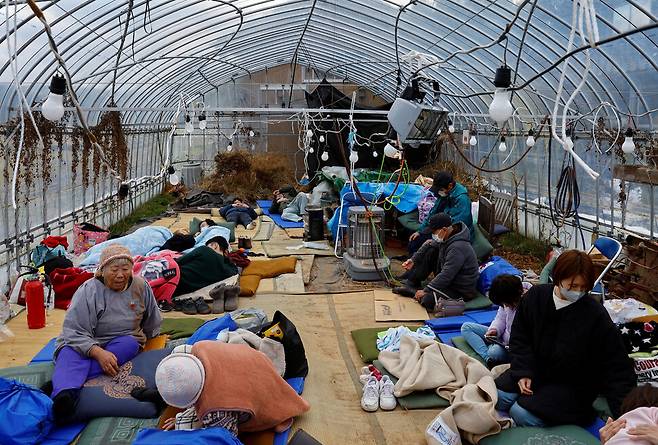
69 348 172 422
189 218 237 242
239 275 262 297
472 225 494 262
479 425 599 445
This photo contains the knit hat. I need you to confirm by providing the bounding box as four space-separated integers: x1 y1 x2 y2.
97 244 134 274
155 353 206 408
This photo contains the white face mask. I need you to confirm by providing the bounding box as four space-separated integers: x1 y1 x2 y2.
437 190 448 197
432 233 444 242
560 287 586 302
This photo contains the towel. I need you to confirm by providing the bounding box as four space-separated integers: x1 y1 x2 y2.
217 328 286 376
192 341 310 433
379 336 511 445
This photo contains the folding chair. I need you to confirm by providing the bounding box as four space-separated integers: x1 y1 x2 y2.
478 195 510 240
587 236 623 302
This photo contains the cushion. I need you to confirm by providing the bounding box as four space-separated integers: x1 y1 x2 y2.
143 335 168 352
373 360 449 409
133 428 243 445
472 224 494 262
70 348 172 423
189 217 236 242
398 210 421 232
239 275 263 297
465 292 493 311
479 425 600 445
0 362 54 388
160 318 206 340
242 257 297 278
76 416 159 445
436 330 462 345
351 326 422 363
451 336 486 365
425 315 474 332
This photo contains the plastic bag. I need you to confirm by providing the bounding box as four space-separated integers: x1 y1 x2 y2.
0 377 53 445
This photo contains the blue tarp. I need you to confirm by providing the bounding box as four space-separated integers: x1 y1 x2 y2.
257 200 304 229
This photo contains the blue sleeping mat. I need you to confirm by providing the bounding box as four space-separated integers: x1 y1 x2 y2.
426 308 498 334
436 330 463 345
30 337 57 364
274 377 306 445
257 200 304 229
256 200 272 209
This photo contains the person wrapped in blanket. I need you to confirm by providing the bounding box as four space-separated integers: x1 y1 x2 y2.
495 250 636 427
49 244 162 424
220 198 258 229
600 385 658 444
460 274 524 368
156 342 309 436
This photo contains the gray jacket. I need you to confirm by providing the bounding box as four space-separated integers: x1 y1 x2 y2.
412 221 479 300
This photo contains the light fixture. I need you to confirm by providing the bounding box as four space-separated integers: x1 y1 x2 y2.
469 135 477 146
498 136 507 152
41 74 66 122
249 130 255 137
185 115 193 133
167 166 180 186
564 128 574 150
349 150 359 163
448 120 455 133
526 128 536 147
321 151 329 161
227 142 233 152
384 142 401 159
488 66 513 126
251 144 255 151
372 150 378 158
437 128 442 135
198 113 207 131
309 147 314 154
319 135 325 143
621 128 636 154
306 129 313 138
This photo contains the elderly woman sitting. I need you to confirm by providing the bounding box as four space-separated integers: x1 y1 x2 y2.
50 245 162 424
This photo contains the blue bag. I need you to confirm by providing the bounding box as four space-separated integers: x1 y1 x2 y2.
0 377 54 445
477 256 522 295
186 314 238 345
31 244 67 268
133 427 243 445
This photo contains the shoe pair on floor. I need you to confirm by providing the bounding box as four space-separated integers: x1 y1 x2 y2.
360 365 396 412
176 297 212 315
209 284 241 314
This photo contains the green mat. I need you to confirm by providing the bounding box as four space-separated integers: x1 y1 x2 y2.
0 362 54 387
76 416 159 445
480 425 599 445
373 359 449 409
160 317 205 339
465 293 493 311
351 326 420 364
450 336 486 365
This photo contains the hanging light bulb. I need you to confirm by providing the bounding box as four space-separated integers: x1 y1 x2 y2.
306 129 313 138
621 128 636 154
488 66 513 126
41 74 66 121
227 142 233 152
498 136 507 152
437 128 442 135
167 166 179 185
448 120 455 133
349 150 359 163
249 130 255 137
321 151 329 161
469 135 477 146
319 135 325 143
198 113 207 131
526 128 536 147
251 144 255 151
372 150 378 158
185 114 193 133
309 147 314 154
384 143 401 159
564 128 574 150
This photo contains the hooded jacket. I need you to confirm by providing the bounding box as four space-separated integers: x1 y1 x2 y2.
419 182 473 237
412 221 479 300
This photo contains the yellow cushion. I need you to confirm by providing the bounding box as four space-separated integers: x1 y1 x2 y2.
239 275 262 297
143 334 168 351
242 257 297 279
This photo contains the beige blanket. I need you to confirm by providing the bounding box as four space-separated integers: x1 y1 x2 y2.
379 336 511 445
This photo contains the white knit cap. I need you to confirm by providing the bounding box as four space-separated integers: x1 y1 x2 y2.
155 353 205 408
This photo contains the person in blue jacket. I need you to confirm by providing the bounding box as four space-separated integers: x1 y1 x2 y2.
219 198 258 229
408 171 473 255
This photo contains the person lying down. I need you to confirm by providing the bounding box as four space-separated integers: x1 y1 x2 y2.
155 341 310 436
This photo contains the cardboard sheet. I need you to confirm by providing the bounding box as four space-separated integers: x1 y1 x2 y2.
374 294 429 321
261 240 334 257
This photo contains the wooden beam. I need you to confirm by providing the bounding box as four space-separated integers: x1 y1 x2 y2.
613 165 658 186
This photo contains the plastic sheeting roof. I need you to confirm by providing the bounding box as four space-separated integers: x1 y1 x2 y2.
1 0 657 125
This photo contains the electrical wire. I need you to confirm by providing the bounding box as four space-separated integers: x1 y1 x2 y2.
111 0 135 104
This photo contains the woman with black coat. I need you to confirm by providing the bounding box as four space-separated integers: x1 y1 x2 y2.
495 250 636 427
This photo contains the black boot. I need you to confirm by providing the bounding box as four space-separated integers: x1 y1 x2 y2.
131 386 166 410
52 389 79 425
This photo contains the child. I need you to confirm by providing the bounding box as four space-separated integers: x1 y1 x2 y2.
220 198 258 229
460 274 524 368
601 385 658 444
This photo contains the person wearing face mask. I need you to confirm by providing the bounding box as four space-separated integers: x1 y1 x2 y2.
408 171 473 255
494 250 636 428
393 213 479 310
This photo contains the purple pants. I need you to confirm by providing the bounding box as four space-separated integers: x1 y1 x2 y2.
52 335 140 398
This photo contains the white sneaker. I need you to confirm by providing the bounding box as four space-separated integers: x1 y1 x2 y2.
379 375 397 410
361 375 380 412
247 221 257 230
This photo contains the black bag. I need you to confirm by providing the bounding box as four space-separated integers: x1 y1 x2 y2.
42 256 73 277
288 429 323 445
259 311 308 379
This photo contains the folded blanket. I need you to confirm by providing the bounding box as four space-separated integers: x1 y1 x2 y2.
218 328 286 376
379 336 511 445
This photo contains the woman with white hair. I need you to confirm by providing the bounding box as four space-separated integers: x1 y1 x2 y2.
50 244 162 424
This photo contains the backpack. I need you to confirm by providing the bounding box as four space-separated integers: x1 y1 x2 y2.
30 244 67 268
0 377 53 445
133 252 181 304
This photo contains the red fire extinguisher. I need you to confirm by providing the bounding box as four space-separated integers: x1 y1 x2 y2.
19 265 50 330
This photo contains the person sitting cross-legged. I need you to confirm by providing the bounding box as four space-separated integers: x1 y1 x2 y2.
461 274 524 368
393 212 479 311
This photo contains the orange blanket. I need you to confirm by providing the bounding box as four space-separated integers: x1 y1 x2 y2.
192 341 310 433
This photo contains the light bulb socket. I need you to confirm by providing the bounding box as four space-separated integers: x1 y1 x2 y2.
49 74 66 95
493 66 512 89
167 166 175 175
185 115 191 123
118 183 130 200
447 119 453 126
528 128 535 137
198 113 206 122
625 128 634 138
500 135 506 142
